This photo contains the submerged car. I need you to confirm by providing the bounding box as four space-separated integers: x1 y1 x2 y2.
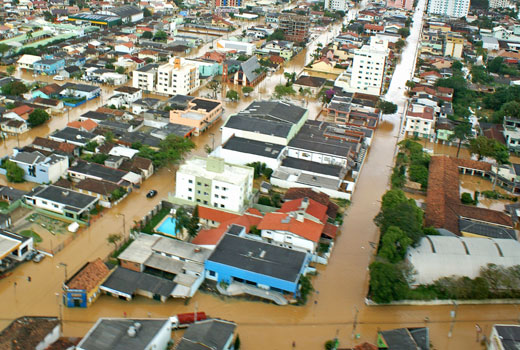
146 190 158 198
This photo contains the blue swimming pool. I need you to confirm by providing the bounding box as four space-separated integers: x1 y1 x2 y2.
156 216 177 236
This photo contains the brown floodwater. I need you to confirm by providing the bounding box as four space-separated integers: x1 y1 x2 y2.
1 2 519 349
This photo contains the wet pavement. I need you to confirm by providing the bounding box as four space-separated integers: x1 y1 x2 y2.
0 2 519 349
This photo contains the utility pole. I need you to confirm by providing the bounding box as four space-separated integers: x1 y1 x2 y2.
352 306 359 339
448 301 458 338
118 213 127 240
55 292 63 330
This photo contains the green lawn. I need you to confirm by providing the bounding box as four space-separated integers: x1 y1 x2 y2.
0 202 8 210
19 230 42 243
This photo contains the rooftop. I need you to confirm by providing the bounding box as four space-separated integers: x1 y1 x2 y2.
25 185 97 212
101 266 176 297
69 160 128 184
66 258 110 291
222 136 284 159
0 317 59 350
494 324 520 350
207 234 308 282
178 157 252 186
177 319 236 350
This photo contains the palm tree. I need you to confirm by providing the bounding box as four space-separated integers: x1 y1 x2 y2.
491 141 510 191
449 121 473 158
300 87 312 106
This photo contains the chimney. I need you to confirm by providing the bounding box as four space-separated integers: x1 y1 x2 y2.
127 326 136 337
296 212 304 222
300 197 309 210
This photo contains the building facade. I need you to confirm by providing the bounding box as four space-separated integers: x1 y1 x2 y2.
349 37 389 96
175 157 254 213
132 64 158 92
386 0 413 10
427 0 470 18
324 0 349 11
278 14 310 43
155 57 200 96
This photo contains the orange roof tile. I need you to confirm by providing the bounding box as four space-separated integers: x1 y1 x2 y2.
11 105 33 118
193 212 263 246
66 258 110 292
257 212 323 242
278 198 328 223
198 206 240 224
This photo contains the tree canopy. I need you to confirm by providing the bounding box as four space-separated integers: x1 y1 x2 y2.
1 81 28 96
226 89 239 101
137 134 195 168
377 100 398 115
4 160 24 183
28 109 50 127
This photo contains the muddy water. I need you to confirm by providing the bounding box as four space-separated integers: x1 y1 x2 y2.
1 4 519 350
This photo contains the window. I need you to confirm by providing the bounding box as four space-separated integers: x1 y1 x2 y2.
188 196 192 200
209 270 216 277
188 179 193 184
220 204 225 208
188 188 192 192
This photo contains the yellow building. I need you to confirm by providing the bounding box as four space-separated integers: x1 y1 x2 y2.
169 97 223 136
444 33 464 59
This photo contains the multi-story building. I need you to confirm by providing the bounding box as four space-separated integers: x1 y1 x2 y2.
213 0 242 7
132 64 158 92
386 0 413 10
489 0 513 8
404 104 436 140
324 0 349 11
156 57 200 96
444 33 464 58
349 37 389 96
169 97 223 136
174 157 254 213
279 14 310 43
427 0 470 18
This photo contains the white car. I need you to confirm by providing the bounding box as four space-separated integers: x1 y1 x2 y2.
53 75 65 81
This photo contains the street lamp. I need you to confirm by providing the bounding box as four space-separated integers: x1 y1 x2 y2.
55 292 63 329
117 213 127 240
57 262 68 282
448 301 458 338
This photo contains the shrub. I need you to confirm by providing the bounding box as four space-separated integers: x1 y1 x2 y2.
461 192 474 204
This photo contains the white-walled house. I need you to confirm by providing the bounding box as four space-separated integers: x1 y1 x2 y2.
404 104 436 140
217 136 286 171
174 157 254 213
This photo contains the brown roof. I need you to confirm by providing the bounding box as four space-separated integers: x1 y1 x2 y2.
34 97 61 107
119 156 153 174
66 258 110 291
114 86 141 94
32 137 62 150
75 178 120 196
45 337 80 350
96 107 124 117
425 156 512 235
0 316 60 350
284 187 339 218
294 75 326 88
39 83 63 96
54 178 73 189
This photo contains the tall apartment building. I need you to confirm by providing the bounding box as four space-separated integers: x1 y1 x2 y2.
427 0 470 18
213 0 242 6
386 0 413 10
132 64 158 92
489 0 512 7
156 57 200 96
279 14 310 43
324 0 349 11
349 37 389 96
175 157 254 213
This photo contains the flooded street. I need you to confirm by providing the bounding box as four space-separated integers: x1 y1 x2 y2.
0 2 519 349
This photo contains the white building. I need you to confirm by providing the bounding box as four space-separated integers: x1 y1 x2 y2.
489 0 513 7
404 104 436 140
481 36 499 51
408 236 520 286
0 230 34 262
324 0 349 11
174 157 254 213
16 54 41 71
77 318 171 350
427 0 470 18
215 39 255 55
155 57 200 96
132 64 158 92
349 36 389 96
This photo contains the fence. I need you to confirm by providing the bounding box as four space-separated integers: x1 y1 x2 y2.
137 200 174 231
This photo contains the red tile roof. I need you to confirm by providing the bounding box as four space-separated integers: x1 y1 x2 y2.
66 258 110 292
258 212 323 242
364 24 384 31
198 206 240 224
11 105 33 119
322 222 338 239
193 211 263 246
278 197 328 223
67 118 97 132
285 187 339 218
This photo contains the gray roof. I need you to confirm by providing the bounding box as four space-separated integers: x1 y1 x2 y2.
281 157 344 177
495 325 520 350
50 127 96 144
62 83 100 93
237 101 307 125
81 111 111 121
69 160 127 184
25 185 97 211
241 56 261 83
135 64 159 73
0 186 27 202
207 234 307 282
224 115 292 138
222 136 284 159
458 218 517 240
101 266 176 297
107 5 142 18
177 319 236 350
11 151 45 165
151 238 211 263
378 328 429 350
77 318 169 350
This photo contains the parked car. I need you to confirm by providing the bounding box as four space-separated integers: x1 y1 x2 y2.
53 75 65 81
33 253 45 263
146 190 158 198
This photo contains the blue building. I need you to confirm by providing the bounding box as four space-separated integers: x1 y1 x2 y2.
0 150 69 184
204 234 310 297
63 259 110 308
33 58 66 75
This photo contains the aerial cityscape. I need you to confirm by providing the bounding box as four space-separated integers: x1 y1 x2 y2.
0 0 519 348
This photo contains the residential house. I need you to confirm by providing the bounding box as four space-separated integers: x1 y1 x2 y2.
76 318 171 350
155 57 200 96
222 56 266 87
132 63 159 92
174 157 253 213
33 58 65 75
112 86 143 106
33 97 64 114
218 136 285 170
488 325 520 350
293 75 326 95
63 258 111 308
75 178 123 207
0 317 60 350
4 149 69 184
60 83 101 101
377 328 430 350
176 319 237 350
169 97 223 136
32 83 64 99
16 54 41 72
1 119 28 135
0 229 34 262
503 116 520 151
49 127 101 147
404 104 436 140
205 234 311 301
23 185 98 222
68 160 140 186
119 156 154 179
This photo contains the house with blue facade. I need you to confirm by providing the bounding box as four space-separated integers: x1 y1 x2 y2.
64 258 111 308
33 58 66 76
185 58 222 78
204 234 310 301
0 150 69 184
60 83 101 101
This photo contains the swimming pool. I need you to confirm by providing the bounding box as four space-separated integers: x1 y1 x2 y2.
156 216 177 237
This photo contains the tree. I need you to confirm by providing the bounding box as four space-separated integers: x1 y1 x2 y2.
111 187 127 201
142 31 153 39
377 100 398 115
187 205 199 238
491 141 510 191
208 79 221 99
378 226 412 263
143 7 152 17
0 44 10 58
226 89 239 102
369 261 408 303
174 207 191 236
107 233 122 250
242 86 253 95
395 39 406 50
274 84 296 99
468 136 495 160
266 29 285 41
6 65 15 76
1 81 28 96
234 335 241 350
408 164 429 188
461 192 474 204
43 11 55 22
4 160 25 183
405 80 415 89
138 134 195 168
104 131 115 144
115 66 126 74
284 71 296 85
450 121 473 158
27 109 50 127
154 30 168 42
398 27 410 38
105 63 115 70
